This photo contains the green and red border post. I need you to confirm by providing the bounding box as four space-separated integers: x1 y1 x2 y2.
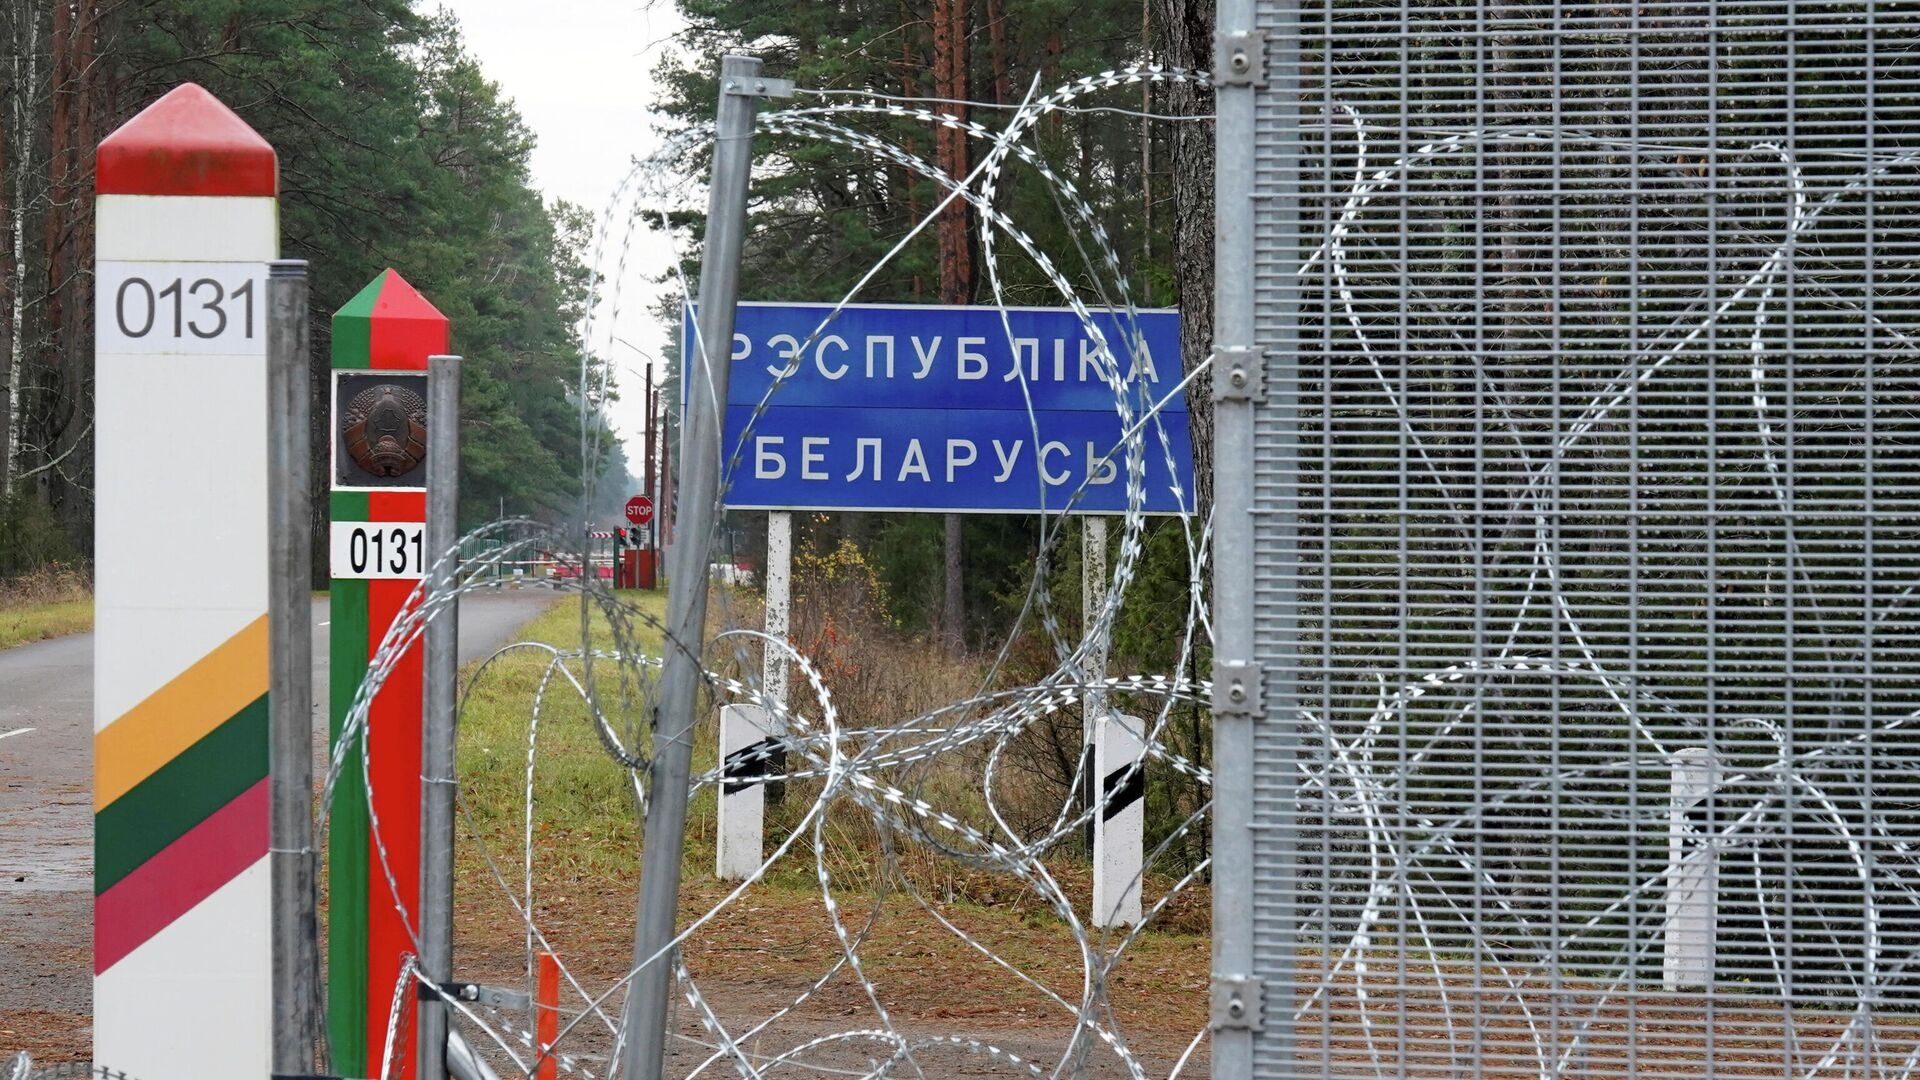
328 269 449 1080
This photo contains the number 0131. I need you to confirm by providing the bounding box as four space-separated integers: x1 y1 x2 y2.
330 521 427 580
96 261 267 355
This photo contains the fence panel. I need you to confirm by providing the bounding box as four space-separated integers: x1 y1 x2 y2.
1231 4 1920 1079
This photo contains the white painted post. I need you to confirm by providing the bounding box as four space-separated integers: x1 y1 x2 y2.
763 510 792 724
1663 746 1720 990
1081 516 1109 854
1082 516 1109 740
1093 713 1147 928
716 704 774 880
761 510 792 812
92 84 277 1080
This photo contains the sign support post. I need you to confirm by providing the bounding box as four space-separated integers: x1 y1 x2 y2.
267 259 318 1072
1080 515 1145 929
1082 516 1109 859
762 509 792 802
92 83 277 1080
326 270 450 1080
622 54 786 1080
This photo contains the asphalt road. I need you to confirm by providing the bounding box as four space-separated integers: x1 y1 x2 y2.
0 589 559 1049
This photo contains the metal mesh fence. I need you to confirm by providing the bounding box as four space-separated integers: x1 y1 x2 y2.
1231 3 1920 1078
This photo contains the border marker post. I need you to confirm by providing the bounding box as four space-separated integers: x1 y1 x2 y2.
92 82 278 1080
326 270 450 1080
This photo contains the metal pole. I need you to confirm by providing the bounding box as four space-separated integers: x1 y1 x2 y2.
644 365 657 503
665 436 675 551
419 353 463 1080
762 509 792 803
1211 1 1275 1076
621 53 767 1080
267 259 317 1076
646 379 660 579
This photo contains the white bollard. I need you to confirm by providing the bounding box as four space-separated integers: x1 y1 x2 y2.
1092 713 1147 928
716 704 775 880
1663 746 1720 990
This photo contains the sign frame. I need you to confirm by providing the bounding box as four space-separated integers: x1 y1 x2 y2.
692 301 1194 516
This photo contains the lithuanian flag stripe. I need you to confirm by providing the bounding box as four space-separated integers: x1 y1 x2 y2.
94 692 268 894
95 778 269 973
93 615 268 811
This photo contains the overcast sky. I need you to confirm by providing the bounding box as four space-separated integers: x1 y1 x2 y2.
439 0 691 472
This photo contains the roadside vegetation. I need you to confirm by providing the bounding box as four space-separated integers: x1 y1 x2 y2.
452 565 1211 1058
0 489 90 649
0 564 90 652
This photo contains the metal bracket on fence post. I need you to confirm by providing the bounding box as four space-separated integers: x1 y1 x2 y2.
723 75 796 99
1213 31 1269 88
1213 661 1265 719
1212 975 1266 1032
1212 347 1267 403
417 981 532 1012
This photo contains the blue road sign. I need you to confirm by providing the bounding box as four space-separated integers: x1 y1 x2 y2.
688 302 1193 514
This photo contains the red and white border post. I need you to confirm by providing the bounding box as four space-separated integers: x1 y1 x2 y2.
92 83 277 1079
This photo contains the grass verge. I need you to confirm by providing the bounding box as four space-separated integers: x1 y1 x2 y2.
0 563 92 650
451 586 1211 1066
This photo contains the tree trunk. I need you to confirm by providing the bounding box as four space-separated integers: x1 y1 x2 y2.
901 1 925 297
932 0 972 652
43 1 73 484
35 0 92 513
0 46 11 495
7 6 41 491
985 0 1011 107
1151 0 1215 521
931 0 971 305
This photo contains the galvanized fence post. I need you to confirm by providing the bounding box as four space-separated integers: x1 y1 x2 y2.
267 259 317 1075
419 353 463 1080
621 54 786 1080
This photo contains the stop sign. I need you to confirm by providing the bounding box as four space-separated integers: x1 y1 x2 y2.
624 495 655 526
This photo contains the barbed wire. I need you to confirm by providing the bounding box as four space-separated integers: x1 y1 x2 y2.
87 58 1903 1080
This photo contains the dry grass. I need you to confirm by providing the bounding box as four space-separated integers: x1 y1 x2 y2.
450 575 1216 1070
0 562 91 650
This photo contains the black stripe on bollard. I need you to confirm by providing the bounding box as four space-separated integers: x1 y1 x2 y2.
723 737 781 795
1101 762 1145 822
